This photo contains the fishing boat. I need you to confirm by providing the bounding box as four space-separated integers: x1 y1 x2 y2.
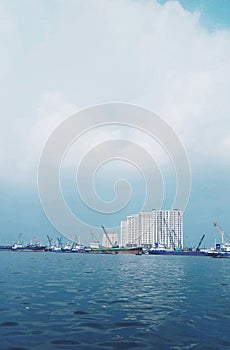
11 243 46 252
71 244 86 253
61 242 73 253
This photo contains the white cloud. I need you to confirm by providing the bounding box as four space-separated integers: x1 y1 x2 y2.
0 0 230 184
0 2 15 77
0 92 77 183
21 93 78 181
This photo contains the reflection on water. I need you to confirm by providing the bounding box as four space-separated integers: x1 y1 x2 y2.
0 252 230 349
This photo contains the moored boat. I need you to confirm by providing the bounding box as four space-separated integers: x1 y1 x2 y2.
148 234 208 256
148 248 208 256
11 243 46 252
71 244 86 253
206 244 230 258
61 243 73 253
207 222 230 258
0 245 12 251
211 252 230 258
86 246 143 255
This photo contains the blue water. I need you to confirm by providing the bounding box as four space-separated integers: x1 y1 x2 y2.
0 253 230 350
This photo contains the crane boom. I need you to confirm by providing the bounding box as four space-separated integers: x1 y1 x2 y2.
16 233 22 243
101 225 113 247
57 236 63 247
196 234 205 251
47 235 53 246
134 222 154 244
214 221 226 245
101 225 119 248
163 219 175 250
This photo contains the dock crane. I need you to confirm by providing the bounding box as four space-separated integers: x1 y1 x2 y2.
101 225 119 248
90 230 98 243
16 233 22 244
163 219 175 250
57 236 63 248
47 235 53 247
75 234 80 245
196 234 205 252
133 222 154 247
214 221 226 245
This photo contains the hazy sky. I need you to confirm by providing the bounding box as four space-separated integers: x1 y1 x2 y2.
0 0 230 247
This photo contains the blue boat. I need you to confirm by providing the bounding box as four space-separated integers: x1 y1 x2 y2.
148 248 207 256
148 234 207 256
0 245 12 251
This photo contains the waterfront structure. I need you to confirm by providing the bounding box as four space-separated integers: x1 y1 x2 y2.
120 210 183 249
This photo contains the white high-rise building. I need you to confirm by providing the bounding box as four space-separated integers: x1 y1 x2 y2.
120 210 183 248
120 220 128 245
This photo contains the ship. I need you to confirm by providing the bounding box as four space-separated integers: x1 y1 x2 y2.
207 243 230 258
0 245 12 251
95 225 142 255
148 234 208 256
61 242 74 253
11 243 46 252
85 246 143 255
210 251 230 258
148 247 207 256
206 221 230 258
71 244 86 253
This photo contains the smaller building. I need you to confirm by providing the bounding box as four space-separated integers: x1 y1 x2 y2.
102 232 118 248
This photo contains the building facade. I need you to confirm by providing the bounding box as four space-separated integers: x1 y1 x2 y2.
102 232 118 248
120 210 183 249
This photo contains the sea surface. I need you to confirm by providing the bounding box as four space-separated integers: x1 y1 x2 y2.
0 252 230 350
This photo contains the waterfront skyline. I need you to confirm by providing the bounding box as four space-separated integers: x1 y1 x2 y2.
121 209 183 249
0 0 230 247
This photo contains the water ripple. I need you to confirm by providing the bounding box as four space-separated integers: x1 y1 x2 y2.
0 253 230 349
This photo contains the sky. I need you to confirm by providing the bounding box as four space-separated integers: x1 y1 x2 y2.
0 0 230 247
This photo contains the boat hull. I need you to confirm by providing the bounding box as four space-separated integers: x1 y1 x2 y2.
12 246 46 252
207 251 230 258
86 247 143 255
0 245 12 251
148 249 207 256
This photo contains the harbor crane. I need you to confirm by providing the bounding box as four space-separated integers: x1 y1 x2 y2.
101 225 119 248
134 222 154 246
16 233 22 244
214 221 226 245
90 230 98 243
75 234 80 245
47 235 53 247
163 219 175 250
196 234 205 252
57 236 63 247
